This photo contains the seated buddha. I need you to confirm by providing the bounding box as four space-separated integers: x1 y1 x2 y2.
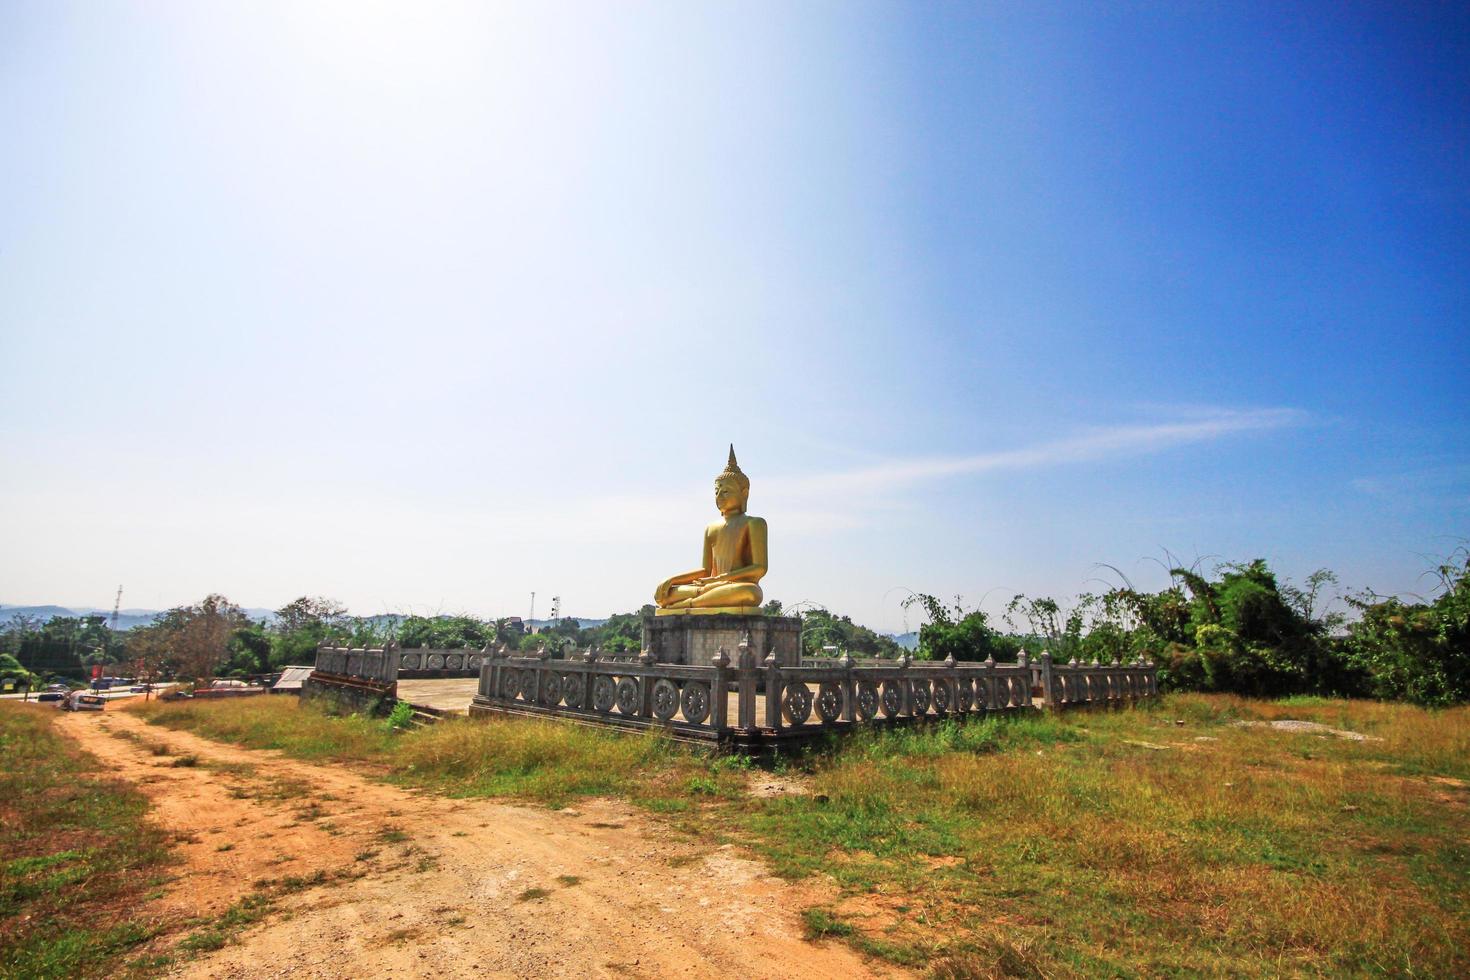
653 446 768 612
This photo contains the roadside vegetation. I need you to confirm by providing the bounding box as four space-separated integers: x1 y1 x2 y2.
0 704 173 978
908 549 1470 706
6 549 1465 704
134 693 1470 976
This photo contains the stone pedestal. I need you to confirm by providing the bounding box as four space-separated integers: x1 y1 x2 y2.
641 613 800 667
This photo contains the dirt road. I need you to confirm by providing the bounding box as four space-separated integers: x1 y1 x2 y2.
58 708 895 979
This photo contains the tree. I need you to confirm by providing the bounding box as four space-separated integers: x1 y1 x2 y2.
0 652 35 690
273 597 348 636
1343 554 1470 706
155 594 250 683
125 624 172 687
903 594 1006 662
585 612 643 653
269 597 353 668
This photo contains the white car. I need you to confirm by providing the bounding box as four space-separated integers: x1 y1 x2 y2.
61 692 106 712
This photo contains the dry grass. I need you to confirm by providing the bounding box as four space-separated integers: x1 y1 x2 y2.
134 696 396 763
734 696 1470 976
134 695 737 808
131 692 1470 976
0 704 173 978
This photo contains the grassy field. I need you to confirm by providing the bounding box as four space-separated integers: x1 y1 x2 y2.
134 694 1470 977
0 704 174 978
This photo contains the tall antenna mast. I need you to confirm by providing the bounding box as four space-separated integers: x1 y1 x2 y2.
529 592 536 632
550 596 561 627
109 585 123 633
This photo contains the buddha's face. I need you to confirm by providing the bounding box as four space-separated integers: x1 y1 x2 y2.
714 476 746 516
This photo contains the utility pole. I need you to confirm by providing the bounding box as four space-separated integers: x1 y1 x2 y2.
550 596 561 628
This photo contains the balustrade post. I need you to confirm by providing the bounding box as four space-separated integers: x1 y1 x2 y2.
482 643 501 699
736 634 757 730
711 648 729 730
639 648 656 717
985 654 999 710
1018 648 1033 708
581 646 598 710
898 652 912 716
1038 650 1055 710
764 650 783 730
942 653 957 715
839 652 857 723
385 641 400 686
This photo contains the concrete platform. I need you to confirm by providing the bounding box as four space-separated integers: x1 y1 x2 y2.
395 678 481 714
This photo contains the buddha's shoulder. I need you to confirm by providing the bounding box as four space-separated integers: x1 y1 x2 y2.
705 514 766 533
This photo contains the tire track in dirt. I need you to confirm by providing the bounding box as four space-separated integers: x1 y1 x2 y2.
59 708 901 979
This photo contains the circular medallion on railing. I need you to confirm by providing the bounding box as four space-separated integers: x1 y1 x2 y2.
680 681 710 725
815 682 842 723
592 676 616 712
932 680 951 713
995 676 1010 707
500 669 520 699
520 671 538 701
447 654 463 670
910 679 931 715
563 673 584 707
428 654 445 669
956 678 974 711
880 680 902 718
402 653 421 669
615 677 640 715
782 683 814 725
650 679 679 721
856 681 880 720
541 672 564 706
468 655 482 670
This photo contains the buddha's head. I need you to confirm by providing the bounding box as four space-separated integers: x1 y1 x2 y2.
714 445 749 516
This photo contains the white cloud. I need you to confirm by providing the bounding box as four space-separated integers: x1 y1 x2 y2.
769 408 1307 501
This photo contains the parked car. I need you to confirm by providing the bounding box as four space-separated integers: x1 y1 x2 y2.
36 691 66 702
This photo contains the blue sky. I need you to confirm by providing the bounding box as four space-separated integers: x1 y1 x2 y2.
2 1 1465 631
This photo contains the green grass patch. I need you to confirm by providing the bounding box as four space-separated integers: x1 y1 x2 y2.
177 893 273 954
801 907 854 939
0 704 173 978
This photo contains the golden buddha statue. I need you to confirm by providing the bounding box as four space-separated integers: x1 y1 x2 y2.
653 446 768 615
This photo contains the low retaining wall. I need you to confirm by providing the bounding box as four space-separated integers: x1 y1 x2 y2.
309 643 399 715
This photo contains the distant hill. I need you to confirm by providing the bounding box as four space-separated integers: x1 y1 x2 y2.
0 604 275 631
887 632 919 651
0 605 613 634
527 617 608 632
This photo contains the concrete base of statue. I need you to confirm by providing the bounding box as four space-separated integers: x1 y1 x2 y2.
641 612 801 667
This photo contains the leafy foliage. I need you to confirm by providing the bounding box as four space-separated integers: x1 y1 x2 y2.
902 594 1012 662
1342 554 1470 706
795 607 904 658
